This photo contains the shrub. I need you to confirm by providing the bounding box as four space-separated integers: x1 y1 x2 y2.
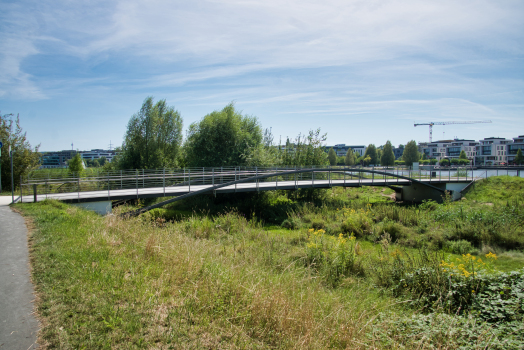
444 240 477 255
305 229 364 286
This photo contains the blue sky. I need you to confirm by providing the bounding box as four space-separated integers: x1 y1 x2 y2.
1 0 523 151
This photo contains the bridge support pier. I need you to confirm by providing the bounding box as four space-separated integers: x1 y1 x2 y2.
396 182 469 203
71 201 112 215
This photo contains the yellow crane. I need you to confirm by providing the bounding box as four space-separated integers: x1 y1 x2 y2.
414 120 492 142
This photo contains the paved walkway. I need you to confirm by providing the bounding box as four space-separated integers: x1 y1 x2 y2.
0 196 39 349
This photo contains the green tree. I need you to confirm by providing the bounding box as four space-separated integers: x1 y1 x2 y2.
363 144 378 165
381 141 395 167
459 150 468 160
344 148 355 166
68 153 84 176
402 140 420 167
280 129 328 167
515 149 523 165
0 113 40 192
328 148 337 166
184 103 262 167
119 97 183 169
440 158 450 166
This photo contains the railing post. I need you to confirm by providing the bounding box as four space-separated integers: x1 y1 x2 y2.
189 168 191 192
136 170 139 198
142 169 145 188
20 175 23 203
235 167 237 192
163 168 166 196
45 179 48 200
372 165 374 184
312 170 315 187
108 176 110 200
120 170 123 189
212 168 214 186
256 166 259 192
275 166 278 189
78 175 80 201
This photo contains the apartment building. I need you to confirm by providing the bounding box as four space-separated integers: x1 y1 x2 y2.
475 137 512 165
507 135 524 164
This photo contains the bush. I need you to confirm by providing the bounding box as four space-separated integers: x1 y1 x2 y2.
305 230 364 286
444 240 476 255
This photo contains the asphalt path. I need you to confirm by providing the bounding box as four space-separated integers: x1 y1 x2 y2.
0 196 39 349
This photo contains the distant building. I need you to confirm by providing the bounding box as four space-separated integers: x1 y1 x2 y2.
475 137 512 165
81 149 117 163
324 144 366 157
393 147 404 159
39 148 117 168
508 135 524 164
40 150 78 168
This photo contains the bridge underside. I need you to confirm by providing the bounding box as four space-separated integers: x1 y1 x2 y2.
23 178 469 205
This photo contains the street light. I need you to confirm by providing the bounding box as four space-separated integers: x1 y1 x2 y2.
10 146 14 204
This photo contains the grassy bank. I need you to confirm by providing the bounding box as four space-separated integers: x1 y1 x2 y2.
17 176 524 349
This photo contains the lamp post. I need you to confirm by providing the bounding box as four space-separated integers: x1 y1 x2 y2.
10 146 14 204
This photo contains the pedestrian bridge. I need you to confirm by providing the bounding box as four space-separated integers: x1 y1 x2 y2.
18 166 484 215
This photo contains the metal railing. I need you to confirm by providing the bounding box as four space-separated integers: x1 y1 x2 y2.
17 165 501 203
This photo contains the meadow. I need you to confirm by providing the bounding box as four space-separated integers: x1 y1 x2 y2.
16 176 524 349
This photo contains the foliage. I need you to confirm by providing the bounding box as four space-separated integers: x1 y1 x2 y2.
460 150 468 159
344 148 355 166
119 97 183 169
328 147 337 166
515 149 523 165
381 141 395 166
184 103 261 167
68 153 84 176
429 158 438 165
440 158 450 166
305 229 363 286
280 128 328 167
363 144 378 165
0 113 40 191
402 140 420 167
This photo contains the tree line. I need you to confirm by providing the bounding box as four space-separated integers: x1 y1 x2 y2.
4 98 521 190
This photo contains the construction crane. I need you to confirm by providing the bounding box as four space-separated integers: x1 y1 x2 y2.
414 120 492 142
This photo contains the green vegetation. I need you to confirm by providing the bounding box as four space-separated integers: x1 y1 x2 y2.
119 97 183 169
380 141 395 166
402 140 420 167
328 147 337 165
184 103 261 167
17 176 524 349
344 148 355 166
516 149 523 165
1 113 40 191
68 153 84 176
363 144 377 165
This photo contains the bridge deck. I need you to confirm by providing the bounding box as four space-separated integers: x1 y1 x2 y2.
21 177 470 204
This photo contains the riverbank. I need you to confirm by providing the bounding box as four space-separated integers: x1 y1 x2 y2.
16 176 524 349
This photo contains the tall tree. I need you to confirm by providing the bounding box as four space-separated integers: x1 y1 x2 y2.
184 103 262 167
344 148 355 166
328 148 337 166
515 149 523 165
119 97 183 169
402 140 420 167
381 141 395 166
0 113 40 191
68 153 84 176
459 150 468 160
363 144 378 165
280 129 328 167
